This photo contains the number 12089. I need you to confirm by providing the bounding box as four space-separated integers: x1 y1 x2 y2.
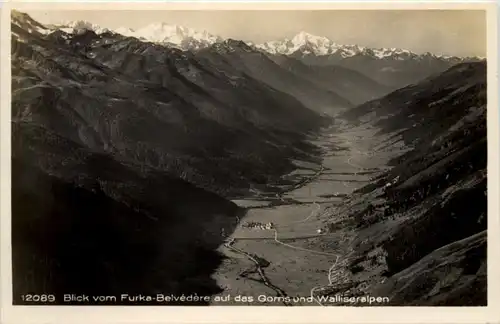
21 294 56 303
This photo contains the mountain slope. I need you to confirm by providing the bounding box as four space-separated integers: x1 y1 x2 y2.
12 123 243 303
10 11 332 302
12 12 329 198
341 61 486 138
258 31 408 58
197 40 353 115
372 230 486 306
49 19 223 51
331 53 481 90
11 11 488 307
269 54 391 105
38 15 478 91
321 61 487 305
256 31 480 89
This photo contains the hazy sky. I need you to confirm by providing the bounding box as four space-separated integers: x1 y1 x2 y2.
25 10 486 57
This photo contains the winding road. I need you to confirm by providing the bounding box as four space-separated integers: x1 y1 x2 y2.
215 126 380 306
224 238 292 306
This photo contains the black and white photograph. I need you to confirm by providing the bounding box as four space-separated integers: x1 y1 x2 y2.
2 2 499 319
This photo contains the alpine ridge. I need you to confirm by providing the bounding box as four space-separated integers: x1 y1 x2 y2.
256 31 480 61
42 17 480 67
9 10 490 310
11 10 330 303
40 18 482 89
42 19 223 52
256 31 483 88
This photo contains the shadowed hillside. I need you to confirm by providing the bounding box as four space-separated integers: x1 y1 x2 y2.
10 11 489 307
12 127 244 304
269 54 391 105
197 40 353 115
10 11 329 304
11 11 329 198
323 61 487 306
293 50 478 89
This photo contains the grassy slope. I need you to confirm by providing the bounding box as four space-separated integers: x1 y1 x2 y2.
197 41 353 115
12 125 243 304
10 12 328 304
325 61 487 305
269 54 391 105
11 15 328 197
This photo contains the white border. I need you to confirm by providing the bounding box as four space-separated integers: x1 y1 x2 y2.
1 2 499 324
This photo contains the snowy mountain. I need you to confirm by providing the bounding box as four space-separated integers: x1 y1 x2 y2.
18 13 483 89
42 20 480 64
256 31 467 61
256 31 365 57
51 20 111 35
49 20 222 51
254 31 484 88
11 10 488 307
11 10 52 36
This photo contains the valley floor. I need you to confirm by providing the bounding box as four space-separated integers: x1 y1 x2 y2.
210 123 406 306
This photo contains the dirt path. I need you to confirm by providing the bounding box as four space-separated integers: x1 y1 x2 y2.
224 238 292 306
210 124 390 306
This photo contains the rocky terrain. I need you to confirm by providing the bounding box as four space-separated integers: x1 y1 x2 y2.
10 10 488 306
320 61 487 305
256 31 482 89
11 10 328 303
42 17 480 90
197 40 354 114
269 54 391 105
12 10 330 198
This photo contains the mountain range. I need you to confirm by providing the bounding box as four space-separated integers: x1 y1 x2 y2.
10 10 488 307
51 19 479 61
336 61 486 305
43 18 482 88
12 12 329 197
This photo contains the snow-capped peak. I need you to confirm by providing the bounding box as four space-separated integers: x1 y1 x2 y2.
292 31 330 45
22 14 475 61
256 31 444 60
257 31 354 56
130 23 223 49
11 10 52 36
48 20 222 51
114 27 136 37
54 20 110 35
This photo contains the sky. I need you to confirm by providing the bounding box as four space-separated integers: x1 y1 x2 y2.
25 10 486 57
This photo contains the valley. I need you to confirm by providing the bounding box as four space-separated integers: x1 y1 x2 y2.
211 124 389 305
9 10 488 307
